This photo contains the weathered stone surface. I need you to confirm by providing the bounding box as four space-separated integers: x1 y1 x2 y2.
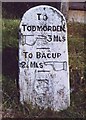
19 5 70 111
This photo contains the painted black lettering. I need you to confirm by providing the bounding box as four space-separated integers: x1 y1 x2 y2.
32 26 36 31
43 14 48 21
39 63 43 68
30 61 38 68
22 24 27 31
62 36 66 42
53 26 57 31
48 26 52 31
47 53 51 58
23 52 28 58
60 25 66 32
47 35 52 42
53 35 58 41
42 53 46 58
43 26 47 31
37 26 42 31
57 53 61 58
27 26 31 31
28 53 33 58
20 61 26 68
52 53 56 58
36 52 41 59
37 13 41 20
59 36 62 42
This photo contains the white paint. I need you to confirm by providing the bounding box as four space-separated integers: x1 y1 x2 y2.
19 5 70 111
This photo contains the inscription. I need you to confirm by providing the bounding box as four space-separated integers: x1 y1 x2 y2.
37 13 48 20
20 34 66 47
19 5 70 111
23 52 61 59
22 24 66 32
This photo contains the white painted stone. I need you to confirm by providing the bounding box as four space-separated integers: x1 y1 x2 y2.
19 5 70 111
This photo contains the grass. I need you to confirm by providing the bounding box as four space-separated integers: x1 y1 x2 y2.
2 19 86 118
68 37 85 70
2 19 20 48
0 19 2 52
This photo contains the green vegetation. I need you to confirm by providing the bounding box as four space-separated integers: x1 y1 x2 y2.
2 19 20 48
2 19 86 118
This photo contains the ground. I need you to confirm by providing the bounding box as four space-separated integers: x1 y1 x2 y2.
1 19 86 119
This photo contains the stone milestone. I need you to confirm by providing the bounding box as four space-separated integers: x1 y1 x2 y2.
19 5 70 111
